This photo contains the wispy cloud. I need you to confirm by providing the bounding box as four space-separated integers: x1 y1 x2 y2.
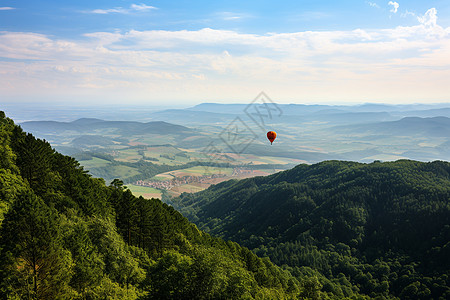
87 4 156 15
130 4 157 12
388 1 399 13
0 7 15 11
1 8 449 103
215 12 251 21
90 8 124 14
401 10 416 18
367 2 380 9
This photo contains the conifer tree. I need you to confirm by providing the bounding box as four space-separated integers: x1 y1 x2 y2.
0 191 74 299
0 112 18 173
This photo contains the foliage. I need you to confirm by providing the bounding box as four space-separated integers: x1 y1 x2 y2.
0 191 75 299
174 159 450 299
0 112 302 299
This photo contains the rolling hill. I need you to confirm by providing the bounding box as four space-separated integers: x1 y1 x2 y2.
333 116 450 137
174 160 450 299
20 118 194 136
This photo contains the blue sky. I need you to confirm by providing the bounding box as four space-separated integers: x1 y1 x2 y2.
1 0 450 105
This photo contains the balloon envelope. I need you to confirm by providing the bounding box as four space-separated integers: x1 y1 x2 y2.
267 131 277 144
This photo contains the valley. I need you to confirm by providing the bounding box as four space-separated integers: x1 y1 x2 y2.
1 107 450 299
16 103 450 201
2 1 450 298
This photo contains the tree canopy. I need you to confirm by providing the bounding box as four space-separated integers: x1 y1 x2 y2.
0 112 307 299
174 159 450 299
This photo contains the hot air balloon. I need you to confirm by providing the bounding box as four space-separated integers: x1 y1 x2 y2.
267 131 277 145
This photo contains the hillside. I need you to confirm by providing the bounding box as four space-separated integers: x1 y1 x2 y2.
187 103 450 116
333 116 450 137
16 105 450 179
174 160 450 299
0 112 313 299
20 118 194 136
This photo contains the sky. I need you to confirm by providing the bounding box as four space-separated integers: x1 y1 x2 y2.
1 0 450 105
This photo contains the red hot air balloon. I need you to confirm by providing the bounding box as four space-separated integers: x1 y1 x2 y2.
267 131 277 145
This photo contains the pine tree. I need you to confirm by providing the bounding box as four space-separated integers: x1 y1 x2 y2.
10 128 59 196
0 191 74 299
0 112 18 173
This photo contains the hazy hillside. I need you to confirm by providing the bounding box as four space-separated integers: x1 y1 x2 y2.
392 108 450 118
153 109 237 125
154 104 450 162
20 118 194 136
174 160 450 299
334 116 450 137
14 103 450 167
188 102 450 116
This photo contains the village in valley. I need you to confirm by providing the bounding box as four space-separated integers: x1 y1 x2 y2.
133 167 261 196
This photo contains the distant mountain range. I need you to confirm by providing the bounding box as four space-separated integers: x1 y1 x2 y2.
152 109 238 125
20 118 194 136
334 116 450 137
155 103 450 127
187 102 450 116
15 103 450 163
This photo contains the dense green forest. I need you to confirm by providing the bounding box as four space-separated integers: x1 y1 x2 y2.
174 159 450 299
3 110 449 299
0 112 340 299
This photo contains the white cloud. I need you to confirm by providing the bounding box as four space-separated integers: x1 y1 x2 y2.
388 1 399 13
88 4 156 14
418 8 437 27
401 10 416 18
130 4 157 12
0 7 15 10
1 8 449 103
215 12 251 21
90 8 125 14
367 2 380 8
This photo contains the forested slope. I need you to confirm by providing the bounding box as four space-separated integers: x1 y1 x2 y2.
0 112 310 299
174 159 450 299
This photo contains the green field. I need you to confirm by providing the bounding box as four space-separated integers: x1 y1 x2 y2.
133 135 176 145
79 157 111 168
111 145 194 166
170 166 233 177
170 184 205 194
115 148 142 162
110 165 141 179
151 174 174 181
127 184 162 199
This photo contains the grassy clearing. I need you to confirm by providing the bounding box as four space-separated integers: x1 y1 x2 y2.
168 166 233 177
79 157 111 168
227 154 302 165
170 184 205 194
111 165 140 179
127 184 162 199
115 148 141 162
135 135 176 145
151 174 174 181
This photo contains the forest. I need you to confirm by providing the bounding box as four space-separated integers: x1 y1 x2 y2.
2 110 450 299
0 112 330 299
174 159 450 299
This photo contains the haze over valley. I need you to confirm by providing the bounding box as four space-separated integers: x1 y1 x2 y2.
7 102 449 201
